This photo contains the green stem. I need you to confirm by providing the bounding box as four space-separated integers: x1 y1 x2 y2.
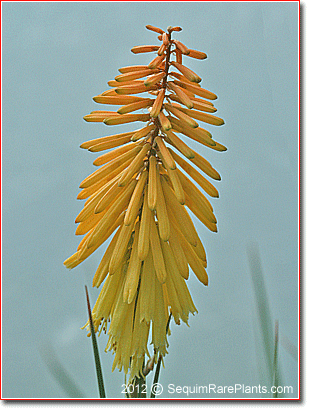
150 313 172 398
85 286 106 398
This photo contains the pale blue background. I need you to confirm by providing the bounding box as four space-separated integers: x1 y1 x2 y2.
2 1 299 399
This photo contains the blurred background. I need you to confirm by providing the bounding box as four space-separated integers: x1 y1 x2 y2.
2 1 299 399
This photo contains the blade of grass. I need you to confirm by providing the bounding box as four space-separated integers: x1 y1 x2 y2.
252 324 270 396
85 286 106 398
247 244 284 397
124 375 130 398
247 244 274 384
273 320 279 398
150 313 172 398
137 375 145 398
40 343 85 398
150 355 163 399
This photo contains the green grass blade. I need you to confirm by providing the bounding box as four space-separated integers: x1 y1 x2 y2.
85 286 106 398
247 244 286 397
40 343 85 398
247 244 274 384
273 320 279 398
150 355 162 399
124 375 130 398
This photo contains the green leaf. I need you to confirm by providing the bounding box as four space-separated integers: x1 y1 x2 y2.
272 320 279 398
85 286 106 398
247 244 274 383
247 244 284 397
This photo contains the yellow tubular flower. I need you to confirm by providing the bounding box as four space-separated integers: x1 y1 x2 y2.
149 215 167 284
123 221 142 304
170 61 202 83
124 170 148 226
64 24 226 382
147 155 158 210
117 99 153 115
115 69 157 82
155 168 170 242
150 89 165 118
138 185 152 260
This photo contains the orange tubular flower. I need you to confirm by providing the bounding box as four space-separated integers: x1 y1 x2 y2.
64 24 226 382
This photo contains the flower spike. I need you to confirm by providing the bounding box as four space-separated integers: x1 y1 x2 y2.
65 24 226 382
